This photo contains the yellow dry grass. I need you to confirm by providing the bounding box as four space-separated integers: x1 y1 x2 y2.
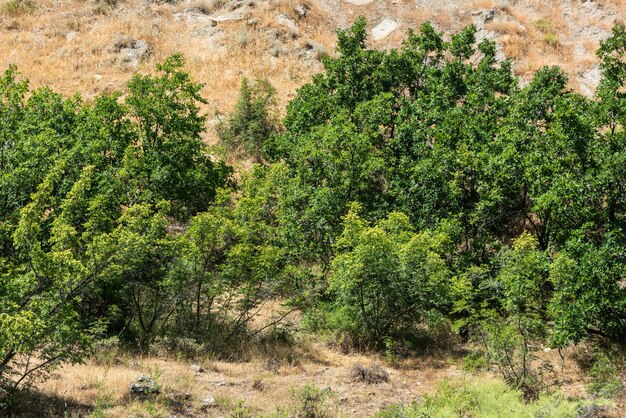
30 344 463 417
19 340 624 417
0 0 619 121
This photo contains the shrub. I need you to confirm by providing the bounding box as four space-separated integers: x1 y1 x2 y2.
349 363 390 384
325 208 451 349
534 19 551 33
587 352 624 399
471 234 551 400
217 78 279 161
543 33 560 47
293 384 335 418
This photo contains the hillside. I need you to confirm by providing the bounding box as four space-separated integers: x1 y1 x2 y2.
1 0 624 114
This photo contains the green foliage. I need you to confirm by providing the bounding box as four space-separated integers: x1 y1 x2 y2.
124 53 231 217
4 17 626 411
322 208 451 348
292 384 335 418
376 377 610 418
1 0 35 15
0 55 232 401
587 354 624 399
471 234 550 399
217 78 279 161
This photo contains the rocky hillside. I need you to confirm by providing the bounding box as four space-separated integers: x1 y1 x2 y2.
0 0 624 115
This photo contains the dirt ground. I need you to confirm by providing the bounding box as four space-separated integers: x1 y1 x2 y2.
11 339 622 417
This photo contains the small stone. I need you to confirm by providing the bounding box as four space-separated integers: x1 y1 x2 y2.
202 396 216 407
191 364 204 373
293 3 309 18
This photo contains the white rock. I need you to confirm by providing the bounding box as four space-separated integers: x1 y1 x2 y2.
579 65 602 97
372 19 399 40
210 11 245 22
345 0 375 4
275 14 298 32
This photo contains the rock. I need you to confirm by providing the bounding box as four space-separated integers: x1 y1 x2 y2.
202 396 216 407
346 0 375 5
371 19 399 41
579 64 602 97
191 364 204 373
275 14 298 33
210 11 246 22
472 8 498 27
130 374 159 395
247 17 261 26
108 36 150 66
293 3 309 18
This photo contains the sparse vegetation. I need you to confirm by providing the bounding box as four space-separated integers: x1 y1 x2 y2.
543 33 560 47
1 0 35 16
292 384 336 418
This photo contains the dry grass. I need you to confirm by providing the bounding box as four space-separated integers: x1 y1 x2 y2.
15 340 623 417
21 344 460 417
0 0 618 119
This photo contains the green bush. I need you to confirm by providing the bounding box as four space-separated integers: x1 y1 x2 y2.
325 208 451 349
587 352 624 399
293 384 335 418
217 78 279 161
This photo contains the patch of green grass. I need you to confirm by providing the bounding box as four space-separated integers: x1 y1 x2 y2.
1 0 35 15
543 33 560 48
535 19 551 33
376 377 613 418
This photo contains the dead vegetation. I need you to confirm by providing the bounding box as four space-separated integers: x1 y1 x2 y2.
8 340 621 417
0 0 622 132
349 363 390 384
